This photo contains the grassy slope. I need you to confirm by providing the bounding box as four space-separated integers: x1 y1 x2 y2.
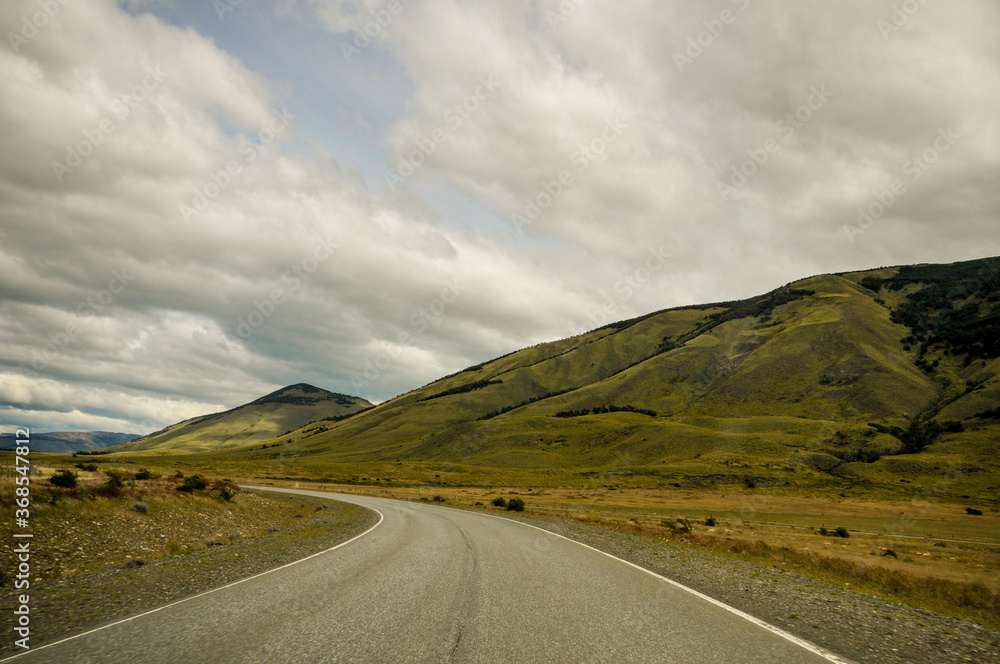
113 384 371 454
121 257 1000 501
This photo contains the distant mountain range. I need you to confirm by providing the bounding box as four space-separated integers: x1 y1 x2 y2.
105 384 372 454
0 431 140 454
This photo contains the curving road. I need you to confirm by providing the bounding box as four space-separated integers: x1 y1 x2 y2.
8 488 853 663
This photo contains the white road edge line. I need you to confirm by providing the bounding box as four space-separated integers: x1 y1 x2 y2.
0 496 384 663
274 488 856 664
473 510 858 664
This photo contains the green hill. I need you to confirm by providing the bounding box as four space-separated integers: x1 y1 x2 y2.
108 384 372 454
205 257 999 499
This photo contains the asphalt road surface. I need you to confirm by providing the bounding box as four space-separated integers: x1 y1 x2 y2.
7 488 854 663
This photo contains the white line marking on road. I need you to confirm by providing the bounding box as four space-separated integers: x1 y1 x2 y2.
295 490 856 664
478 512 858 664
0 495 383 662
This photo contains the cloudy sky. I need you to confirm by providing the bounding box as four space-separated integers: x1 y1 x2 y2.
1 0 998 434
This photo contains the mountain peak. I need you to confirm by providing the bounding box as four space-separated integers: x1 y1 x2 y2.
250 384 370 407
114 384 371 453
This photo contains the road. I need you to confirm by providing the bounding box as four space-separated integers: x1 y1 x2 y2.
8 488 853 663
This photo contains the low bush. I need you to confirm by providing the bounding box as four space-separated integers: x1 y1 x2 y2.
131 502 149 514
135 468 153 480
505 497 525 512
50 469 78 488
177 474 208 492
662 518 693 534
491 497 507 508
704 516 717 527
101 469 127 497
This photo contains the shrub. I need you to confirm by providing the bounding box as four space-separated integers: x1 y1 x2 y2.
50 469 78 488
101 470 126 497
174 471 184 478
131 502 149 514
818 527 829 536
212 480 239 501
662 518 692 534
135 468 153 480
432 495 446 502
704 516 717 527
75 462 98 472
834 527 850 538
177 474 208 492
505 497 525 512
491 497 507 508
965 507 983 516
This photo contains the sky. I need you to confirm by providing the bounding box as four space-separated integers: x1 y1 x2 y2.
1 0 998 434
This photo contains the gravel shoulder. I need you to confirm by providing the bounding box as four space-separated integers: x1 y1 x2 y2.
494 510 1000 664
0 492 377 658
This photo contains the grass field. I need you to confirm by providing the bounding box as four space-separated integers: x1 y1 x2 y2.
0 462 319 579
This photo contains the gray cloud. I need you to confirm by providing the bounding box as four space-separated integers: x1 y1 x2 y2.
1 0 998 433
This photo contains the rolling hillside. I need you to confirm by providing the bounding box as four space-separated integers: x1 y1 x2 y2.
108 384 372 454
214 257 999 498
